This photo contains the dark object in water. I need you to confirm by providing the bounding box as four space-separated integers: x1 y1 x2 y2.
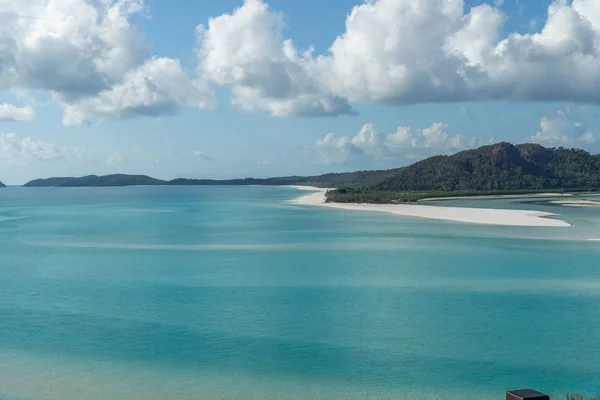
507 389 550 400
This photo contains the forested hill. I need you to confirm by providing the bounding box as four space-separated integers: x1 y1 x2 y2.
24 170 400 188
375 142 600 191
0 180 5 188
21 143 600 195
326 142 600 202
25 177 79 187
24 175 166 187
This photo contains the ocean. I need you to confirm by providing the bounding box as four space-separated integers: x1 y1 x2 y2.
1 186 599 400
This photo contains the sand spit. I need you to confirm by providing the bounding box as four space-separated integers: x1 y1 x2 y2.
286 187 571 228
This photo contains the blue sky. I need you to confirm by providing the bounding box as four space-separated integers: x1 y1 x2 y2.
0 0 599 184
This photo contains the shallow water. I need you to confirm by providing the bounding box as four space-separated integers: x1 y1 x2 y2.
1 186 599 399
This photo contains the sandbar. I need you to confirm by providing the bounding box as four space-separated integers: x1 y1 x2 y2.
287 187 571 227
420 193 573 201
547 199 600 207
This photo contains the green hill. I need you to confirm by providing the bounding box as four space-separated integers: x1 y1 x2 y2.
25 171 397 189
0 180 5 188
20 143 600 200
24 177 77 187
376 142 600 191
25 174 166 187
165 171 399 188
327 143 600 202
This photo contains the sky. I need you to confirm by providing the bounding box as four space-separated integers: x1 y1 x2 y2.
0 0 600 184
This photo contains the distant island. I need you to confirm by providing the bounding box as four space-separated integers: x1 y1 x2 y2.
0 180 5 188
24 175 165 187
8 143 600 202
21 173 386 188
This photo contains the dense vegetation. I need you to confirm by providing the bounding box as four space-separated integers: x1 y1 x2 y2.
323 188 403 204
327 142 600 202
166 170 401 188
25 174 165 187
25 177 81 187
326 188 599 203
166 177 311 186
374 143 600 192
23 170 401 188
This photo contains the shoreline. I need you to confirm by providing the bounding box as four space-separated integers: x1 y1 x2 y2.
419 193 574 202
547 199 600 207
286 187 571 228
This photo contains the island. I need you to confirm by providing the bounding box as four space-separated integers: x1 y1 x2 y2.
7 142 600 228
324 142 600 203
14 143 600 202
0 180 5 188
23 173 389 188
24 174 166 187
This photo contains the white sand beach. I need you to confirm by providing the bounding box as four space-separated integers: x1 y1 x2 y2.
420 193 573 201
282 185 333 191
548 199 600 207
286 187 571 227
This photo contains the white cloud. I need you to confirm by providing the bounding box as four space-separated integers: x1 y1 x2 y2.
0 0 214 125
527 111 598 145
0 133 63 165
317 0 485 104
0 103 35 121
62 58 216 125
315 122 475 164
4 0 600 123
1 0 146 94
322 0 600 104
315 133 362 165
351 124 390 159
196 0 354 117
197 0 600 113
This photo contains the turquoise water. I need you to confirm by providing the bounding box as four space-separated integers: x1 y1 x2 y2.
1 186 599 400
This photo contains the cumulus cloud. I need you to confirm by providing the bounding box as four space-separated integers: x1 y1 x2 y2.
197 0 600 114
527 111 599 145
5 0 600 123
315 133 363 164
0 0 214 125
317 0 600 104
0 103 35 121
62 58 215 125
196 0 354 117
315 122 476 164
0 133 64 165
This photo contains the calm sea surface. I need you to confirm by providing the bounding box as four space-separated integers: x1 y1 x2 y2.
1 186 599 400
